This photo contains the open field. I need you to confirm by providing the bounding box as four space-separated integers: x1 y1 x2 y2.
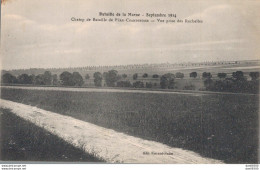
1 86 259 163
0 109 102 162
0 100 222 163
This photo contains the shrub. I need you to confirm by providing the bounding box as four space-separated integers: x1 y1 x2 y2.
217 73 227 79
145 82 153 88
183 84 195 90
133 73 138 80
160 73 175 89
249 72 259 81
142 73 148 78
133 81 144 88
152 74 159 78
190 72 197 78
202 72 212 79
175 72 184 79
93 72 102 87
117 81 132 87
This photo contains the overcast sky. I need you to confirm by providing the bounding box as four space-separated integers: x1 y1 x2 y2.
1 0 259 70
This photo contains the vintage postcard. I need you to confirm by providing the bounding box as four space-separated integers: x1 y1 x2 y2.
0 0 259 167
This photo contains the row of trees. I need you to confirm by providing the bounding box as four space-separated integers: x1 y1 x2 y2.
203 71 259 93
2 71 58 85
2 70 259 93
1 70 177 88
129 71 257 79
2 71 84 87
94 71 179 88
132 72 182 79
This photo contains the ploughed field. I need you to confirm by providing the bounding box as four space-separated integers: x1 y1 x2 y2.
1 87 259 163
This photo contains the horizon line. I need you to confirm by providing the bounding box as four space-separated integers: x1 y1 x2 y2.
2 59 259 71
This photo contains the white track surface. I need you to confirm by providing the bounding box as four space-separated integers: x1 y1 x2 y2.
0 99 223 163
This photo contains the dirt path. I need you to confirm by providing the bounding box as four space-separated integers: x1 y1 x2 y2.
0 99 223 163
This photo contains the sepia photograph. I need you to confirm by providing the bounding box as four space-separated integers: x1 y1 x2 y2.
0 0 259 167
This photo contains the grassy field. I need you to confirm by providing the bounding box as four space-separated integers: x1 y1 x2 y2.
0 109 103 162
1 88 259 163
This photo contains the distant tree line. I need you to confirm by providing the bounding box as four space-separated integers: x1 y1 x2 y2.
1 70 259 93
202 71 259 93
2 71 59 86
1 71 83 87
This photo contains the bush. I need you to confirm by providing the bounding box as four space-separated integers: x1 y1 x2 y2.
145 82 153 88
117 81 132 87
142 73 148 78
152 74 159 78
204 78 214 90
249 72 259 81
122 74 127 79
133 81 144 88
133 73 138 80
205 78 259 94
175 72 184 79
217 73 227 79
183 84 195 90
232 71 245 81
202 72 212 79
190 72 197 78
